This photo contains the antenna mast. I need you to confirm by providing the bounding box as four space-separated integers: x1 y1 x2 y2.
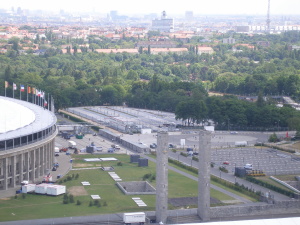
266 0 271 33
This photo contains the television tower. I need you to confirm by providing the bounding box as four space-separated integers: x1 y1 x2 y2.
266 0 271 33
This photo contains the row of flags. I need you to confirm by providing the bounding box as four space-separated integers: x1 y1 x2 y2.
4 81 47 107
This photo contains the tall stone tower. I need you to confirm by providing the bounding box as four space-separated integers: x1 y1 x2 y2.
197 130 211 221
155 131 169 224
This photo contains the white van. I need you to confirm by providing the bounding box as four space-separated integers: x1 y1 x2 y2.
244 164 253 170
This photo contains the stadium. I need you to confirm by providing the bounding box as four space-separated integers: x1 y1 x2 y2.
0 96 57 193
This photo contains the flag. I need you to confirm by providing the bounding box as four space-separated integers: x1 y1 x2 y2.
32 87 35 95
13 83 17 90
27 86 31 93
286 131 289 138
5 81 9 88
44 100 48 107
20 85 25 92
41 91 45 98
37 89 41 97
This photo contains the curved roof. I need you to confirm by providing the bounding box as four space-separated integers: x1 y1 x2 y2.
0 96 56 141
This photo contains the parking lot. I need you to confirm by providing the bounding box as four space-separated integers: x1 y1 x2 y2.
211 147 300 176
55 133 129 155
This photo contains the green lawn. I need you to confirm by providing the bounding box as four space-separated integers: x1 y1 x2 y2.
0 154 235 222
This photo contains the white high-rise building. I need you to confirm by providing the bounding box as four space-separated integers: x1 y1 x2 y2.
151 11 174 32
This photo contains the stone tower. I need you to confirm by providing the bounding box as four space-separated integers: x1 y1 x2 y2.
155 131 169 224
197 130 211 221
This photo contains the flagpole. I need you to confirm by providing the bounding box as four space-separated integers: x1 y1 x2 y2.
20 85 21 100
26 86 28 102
48 93 50 110
4 82 6 97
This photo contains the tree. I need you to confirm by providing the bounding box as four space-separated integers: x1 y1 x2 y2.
268 133 279 142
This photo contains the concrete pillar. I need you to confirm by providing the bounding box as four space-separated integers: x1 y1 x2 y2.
32 150 36 182
11 156 16 188
24 152 29 181
3 158 7 190
155 131 169 224
40 147 44 176
198 130 211 222
20 153 24 182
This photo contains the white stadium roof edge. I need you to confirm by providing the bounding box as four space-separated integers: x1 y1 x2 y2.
0 96 56 141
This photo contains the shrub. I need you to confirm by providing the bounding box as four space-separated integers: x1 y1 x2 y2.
22 193 26 199
219 166 228 173
245 176 295 197
69 194 74 203
75 174 79 179
103 201 107 206
89 201 93 207
94 199 100 206
180 152 188 157
117 162 123 166
76 200 81 205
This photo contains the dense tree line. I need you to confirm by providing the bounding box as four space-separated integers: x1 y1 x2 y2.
1 31 300 130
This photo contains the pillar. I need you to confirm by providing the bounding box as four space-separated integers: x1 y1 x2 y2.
32 150 36 182
19 154 24 183
3 158 7 190
155 131 169 224
24 152 29 181
11 155 16 188
197 130 211 222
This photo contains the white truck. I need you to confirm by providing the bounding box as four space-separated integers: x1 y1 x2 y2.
123 212 145 225
68 140 76 149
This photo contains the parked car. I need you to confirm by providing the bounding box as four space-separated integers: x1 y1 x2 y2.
223 161 230 165
55 153 59 157
244 164 253 170
52 167 57 171
150 143 157 149
108 148 115 153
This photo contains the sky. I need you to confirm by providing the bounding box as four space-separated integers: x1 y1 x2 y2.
2 0 300 15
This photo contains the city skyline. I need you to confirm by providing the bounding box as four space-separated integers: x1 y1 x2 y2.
2 0 300 16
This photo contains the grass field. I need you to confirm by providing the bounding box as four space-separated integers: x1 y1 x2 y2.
0 154 235 222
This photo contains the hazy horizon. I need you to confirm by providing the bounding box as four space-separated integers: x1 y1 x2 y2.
2 0 300 16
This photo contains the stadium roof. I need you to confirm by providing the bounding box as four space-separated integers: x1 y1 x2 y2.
0 96 56 141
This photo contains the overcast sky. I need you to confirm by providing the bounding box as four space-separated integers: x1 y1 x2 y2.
2 0 300 15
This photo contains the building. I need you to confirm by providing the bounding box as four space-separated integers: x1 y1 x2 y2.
0 96 57 193
151 11 174 32
197 46 214 55
136 41 177 48
236 26 250 33
223 37 236 44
